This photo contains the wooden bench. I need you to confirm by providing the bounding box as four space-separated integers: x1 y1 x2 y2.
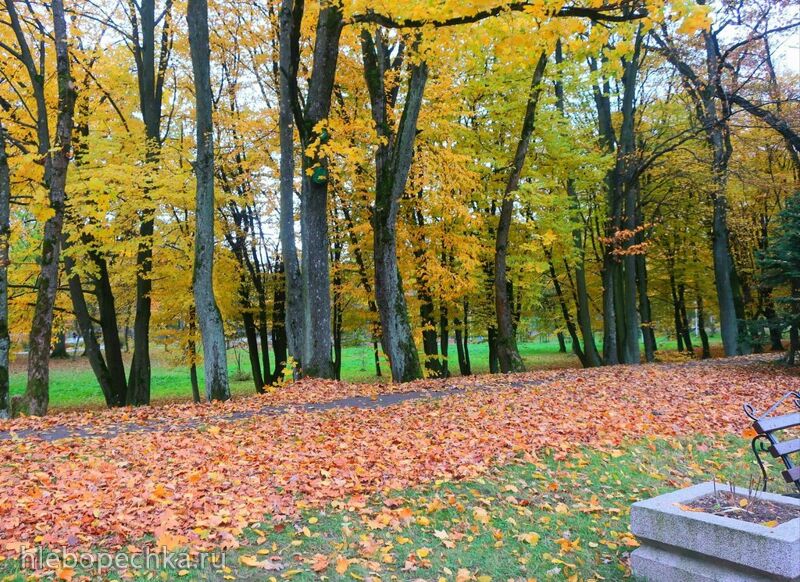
744 391 800 495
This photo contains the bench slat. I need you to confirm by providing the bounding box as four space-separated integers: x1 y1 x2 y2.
770 438 800 458
754 412 800 434
782 465 800 484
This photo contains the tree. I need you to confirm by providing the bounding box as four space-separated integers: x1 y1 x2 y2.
3 0 76 416
494 53 547 373
187 0 229 401
359 30 427 382
0 120 9 417
759 192 800 364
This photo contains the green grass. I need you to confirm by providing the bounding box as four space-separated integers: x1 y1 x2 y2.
8 333 723 411
0 433 773 581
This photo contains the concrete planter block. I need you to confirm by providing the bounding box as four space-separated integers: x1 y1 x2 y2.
630 482 800 581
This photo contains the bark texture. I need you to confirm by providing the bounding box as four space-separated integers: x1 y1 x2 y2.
188 0 230 401
8 0 76 416
278 0 304 367
361 30 427 382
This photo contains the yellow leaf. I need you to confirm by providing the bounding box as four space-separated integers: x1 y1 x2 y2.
517 532 540 546
416 547 431 559
335 555 349 575
473 507 490 524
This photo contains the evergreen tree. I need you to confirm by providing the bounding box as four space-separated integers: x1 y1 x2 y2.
759 192 800 364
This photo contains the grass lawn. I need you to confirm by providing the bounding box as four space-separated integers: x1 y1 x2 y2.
0 433 771 581
8 333 722 411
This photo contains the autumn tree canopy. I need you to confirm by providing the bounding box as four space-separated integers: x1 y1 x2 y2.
0 0 798 416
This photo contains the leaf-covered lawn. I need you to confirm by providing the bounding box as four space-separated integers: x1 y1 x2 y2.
0 355 797 580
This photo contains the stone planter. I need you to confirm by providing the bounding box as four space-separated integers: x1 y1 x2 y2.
630 482 800 581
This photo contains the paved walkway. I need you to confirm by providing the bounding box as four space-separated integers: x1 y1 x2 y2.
0 378 547 442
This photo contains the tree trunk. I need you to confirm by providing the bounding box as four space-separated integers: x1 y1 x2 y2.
127 0 172 406
64 248 116 407
554 42 602 367
14 0 76 416
0 123 9 417
89 250 127 405
696 291 711 359
242 305 265 393
188 306 201 403
188 0 229 401
418 292 442 377
495 53 547 373
439 302 449 378
618 30 644 365
271 260 288 382
297 5 343 379
636 237 657 362
788 324 798 366
669 264 685 352
678 283 693 355
546 249 587 366
488 326 499 373
341 206 382 378
331 235 343 381
764 299 784 351
361 30 427 383
454 301 472 376
50 332 68 358
278 0 304 368
557 332 567 353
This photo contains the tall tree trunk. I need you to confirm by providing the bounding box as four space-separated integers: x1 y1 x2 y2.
618 28 644 365
188 0 229 401
0 123 8 417
495 53 547 373
591 55 622 366
12 0 76 416
278 0 304 368
361 30 426 382
127 0 173 406
703 30 742 357
296 4 343 379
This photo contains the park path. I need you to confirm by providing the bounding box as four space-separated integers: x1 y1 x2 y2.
0 377 548 442
0 353 792 443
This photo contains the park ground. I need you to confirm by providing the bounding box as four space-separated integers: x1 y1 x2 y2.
9 335 721 410
1 349 798 581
